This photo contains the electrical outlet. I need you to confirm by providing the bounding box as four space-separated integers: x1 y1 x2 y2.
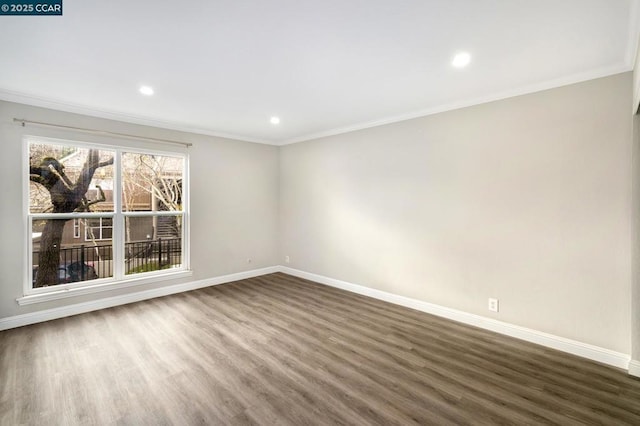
488 298 499 312
285 255 290 263
247 258 252 264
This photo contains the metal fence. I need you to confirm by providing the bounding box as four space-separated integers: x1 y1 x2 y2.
125 237 183 274
32 238 182 284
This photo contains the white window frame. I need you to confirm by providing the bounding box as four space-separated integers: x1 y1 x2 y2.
73 218 80 238
84 217 113 241
21 135 191 304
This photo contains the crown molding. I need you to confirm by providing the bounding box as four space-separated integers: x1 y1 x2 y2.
0 89 274 145
279 65 631 145
1 64 632 148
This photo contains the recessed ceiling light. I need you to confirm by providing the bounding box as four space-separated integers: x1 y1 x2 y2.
139 85 154 96
270 116 280 125
452 52 471 68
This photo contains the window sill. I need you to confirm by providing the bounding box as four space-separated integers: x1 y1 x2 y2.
17 269 193 306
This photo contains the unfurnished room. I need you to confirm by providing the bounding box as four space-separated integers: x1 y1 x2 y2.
2 1 640 424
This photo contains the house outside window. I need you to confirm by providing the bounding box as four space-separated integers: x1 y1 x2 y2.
85 217 113 241
26 136 189 295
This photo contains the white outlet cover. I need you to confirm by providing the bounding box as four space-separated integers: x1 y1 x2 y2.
488 298 499 312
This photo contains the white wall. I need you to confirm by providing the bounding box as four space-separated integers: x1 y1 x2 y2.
634 21 640 114
633 112 640 374
0 72 635 364
631 27 640 376
280 72 633 354
0 101 280 319
624 12 640 376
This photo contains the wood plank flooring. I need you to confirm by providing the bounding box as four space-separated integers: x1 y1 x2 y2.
2 272 640 425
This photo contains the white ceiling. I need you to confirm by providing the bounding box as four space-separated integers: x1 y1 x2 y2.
1 0 638 145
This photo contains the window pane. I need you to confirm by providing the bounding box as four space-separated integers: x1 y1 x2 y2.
122 152 184 212
32 219 113 287
124 216 183 275
29 143 115 214
84 217 113 241
102 226 113 240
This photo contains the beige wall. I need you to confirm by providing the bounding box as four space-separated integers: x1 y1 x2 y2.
0 72 635 359
0 101 280 319
632 32 640 371
280 73 633 353
634 35 640 114
633 113 640 366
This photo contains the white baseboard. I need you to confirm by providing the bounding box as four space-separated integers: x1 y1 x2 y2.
0 266 279 331
1 264 634 374
279 266 632 371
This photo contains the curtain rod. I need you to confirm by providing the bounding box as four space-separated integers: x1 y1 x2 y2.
13 118 193 148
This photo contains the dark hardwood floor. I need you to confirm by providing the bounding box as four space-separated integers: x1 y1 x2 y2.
1 272 640 425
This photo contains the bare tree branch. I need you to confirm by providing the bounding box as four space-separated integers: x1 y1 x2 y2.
31 148 114 287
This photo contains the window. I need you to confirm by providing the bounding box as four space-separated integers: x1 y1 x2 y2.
85 217 113 241
73 218 80 238
26 137 189 295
